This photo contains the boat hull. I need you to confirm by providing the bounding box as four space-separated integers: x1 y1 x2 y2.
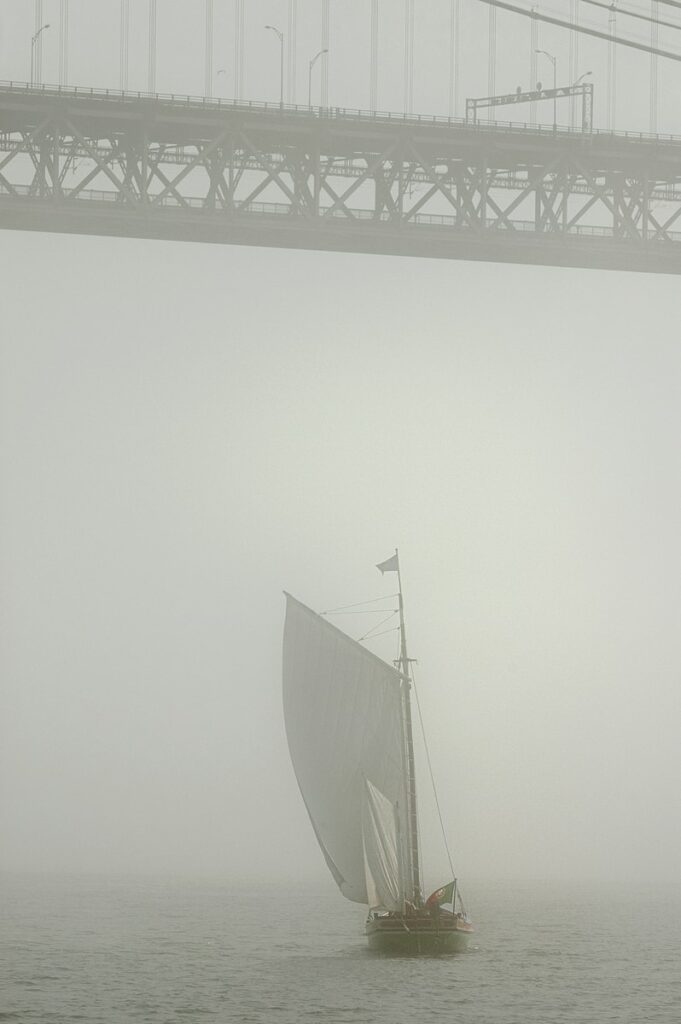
365 916 473 955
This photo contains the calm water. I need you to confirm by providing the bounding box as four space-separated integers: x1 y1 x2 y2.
2 873 680 1023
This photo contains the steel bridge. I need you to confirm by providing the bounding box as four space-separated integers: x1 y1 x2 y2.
2 82 681 274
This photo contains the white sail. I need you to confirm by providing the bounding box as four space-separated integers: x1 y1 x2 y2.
282 594 410 907
362 778 404 912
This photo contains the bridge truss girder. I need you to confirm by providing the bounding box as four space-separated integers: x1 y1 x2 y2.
2 85 681 273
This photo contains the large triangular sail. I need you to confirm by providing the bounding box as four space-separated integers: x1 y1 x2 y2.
282 594 412 909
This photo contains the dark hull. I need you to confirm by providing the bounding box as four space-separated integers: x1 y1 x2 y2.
365 915 473 955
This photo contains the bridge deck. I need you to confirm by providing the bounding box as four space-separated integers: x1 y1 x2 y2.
2 83 681 273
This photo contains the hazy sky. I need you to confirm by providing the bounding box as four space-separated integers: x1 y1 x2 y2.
2 227 681 891
2 1 681 896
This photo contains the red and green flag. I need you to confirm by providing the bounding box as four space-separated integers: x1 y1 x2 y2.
425 881 456 907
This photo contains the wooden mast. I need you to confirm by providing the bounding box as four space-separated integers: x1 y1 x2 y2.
395 550 422 906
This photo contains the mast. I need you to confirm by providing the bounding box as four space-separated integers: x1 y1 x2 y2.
395 550 422 906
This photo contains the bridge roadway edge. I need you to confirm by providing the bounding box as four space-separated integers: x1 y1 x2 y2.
1 200 678 275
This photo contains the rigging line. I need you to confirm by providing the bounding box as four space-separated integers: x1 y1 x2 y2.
411 662 468 916
321 594 399 614
360 626 400 640
582 0 681 30
323 609 398 616
478 0 681 62
357 613 400 642
409 663 457 880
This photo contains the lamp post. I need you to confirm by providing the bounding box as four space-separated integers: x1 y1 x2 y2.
265 25 284 109
536 48 557 130
572 71 592 131
31 23 51 87
308 48 328 107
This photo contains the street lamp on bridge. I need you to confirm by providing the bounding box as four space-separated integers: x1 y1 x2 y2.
573 71 593 86
265 25 285 109
31 23 51 88
535 48 557 131
308 48 328 107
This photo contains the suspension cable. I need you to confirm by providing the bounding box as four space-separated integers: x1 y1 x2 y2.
479 0 681 62
582 0 681 30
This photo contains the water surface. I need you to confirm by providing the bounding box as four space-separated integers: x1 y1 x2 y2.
2 874 679 1023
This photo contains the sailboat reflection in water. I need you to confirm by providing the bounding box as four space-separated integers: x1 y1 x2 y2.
282 551 473 954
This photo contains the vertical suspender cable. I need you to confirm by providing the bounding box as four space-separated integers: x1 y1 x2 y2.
370 0 378 112
569 0 577 125
404 0 414 114
650 0 658 133
234 0 239 100
239 0 245 99
449 0 460 117
613 11 617 131
404 0 408 113
234 0 244 100
488 6 497 117
530 7 538 124
120 0 129 90
574 1 580 125
606 10 612 128
34 0 43 85
148 0 157 93
205 0 213 96
287 0 297 104
321 0 330 107
607 5 616 129
59 0 68 86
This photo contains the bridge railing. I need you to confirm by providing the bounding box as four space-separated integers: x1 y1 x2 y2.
2 80 681 148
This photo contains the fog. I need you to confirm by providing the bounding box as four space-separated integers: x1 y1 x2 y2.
2 1 681 896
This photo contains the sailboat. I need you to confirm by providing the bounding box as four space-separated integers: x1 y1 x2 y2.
282 551 473 954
